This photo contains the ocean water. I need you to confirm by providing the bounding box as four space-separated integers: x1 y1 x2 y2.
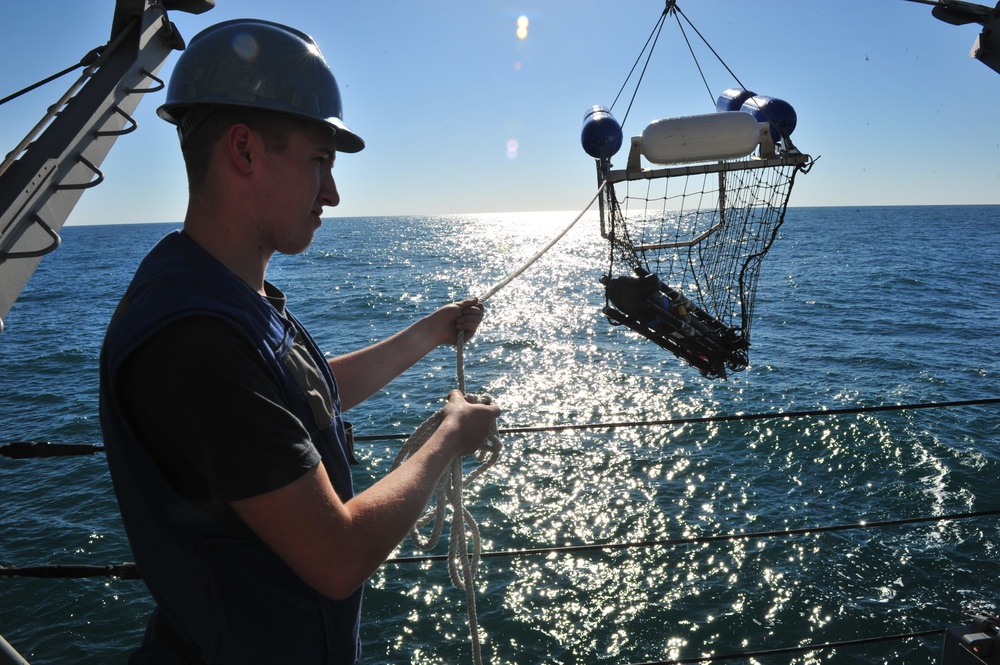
1 205 999 665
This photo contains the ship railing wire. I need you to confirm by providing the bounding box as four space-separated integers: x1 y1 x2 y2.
2 397 999 664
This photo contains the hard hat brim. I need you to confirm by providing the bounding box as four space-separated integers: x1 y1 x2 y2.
325 117 365 153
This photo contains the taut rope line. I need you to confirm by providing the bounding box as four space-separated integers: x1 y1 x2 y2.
389 182 607 664
478 180 607 302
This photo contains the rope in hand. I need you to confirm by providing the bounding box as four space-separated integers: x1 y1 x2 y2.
389 333 501 665
389 183 606 664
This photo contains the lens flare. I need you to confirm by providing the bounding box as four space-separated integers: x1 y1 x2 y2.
506 138 519 160
516 15 529 40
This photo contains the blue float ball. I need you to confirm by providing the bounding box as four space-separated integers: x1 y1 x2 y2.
581 105 623 159
740 95 797 142
715 87 756 113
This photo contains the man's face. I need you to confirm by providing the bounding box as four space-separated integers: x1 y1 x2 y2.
254 121 340 256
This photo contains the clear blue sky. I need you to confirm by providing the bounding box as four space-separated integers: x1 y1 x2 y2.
2 1 999 225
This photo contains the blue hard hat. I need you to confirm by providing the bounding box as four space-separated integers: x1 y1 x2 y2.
157 19 365 153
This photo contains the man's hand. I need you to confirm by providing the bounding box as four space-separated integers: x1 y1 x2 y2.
433 298 485 345
437 389 501 457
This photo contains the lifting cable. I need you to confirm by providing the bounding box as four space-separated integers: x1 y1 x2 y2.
609 1 758 137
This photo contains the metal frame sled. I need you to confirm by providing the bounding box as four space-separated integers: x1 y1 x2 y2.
602 270 748 380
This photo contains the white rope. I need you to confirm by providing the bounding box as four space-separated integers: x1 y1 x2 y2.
390 183 605 664
389 360 501 665
478 180 606 302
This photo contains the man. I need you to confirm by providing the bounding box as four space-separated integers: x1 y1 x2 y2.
99 19 500 664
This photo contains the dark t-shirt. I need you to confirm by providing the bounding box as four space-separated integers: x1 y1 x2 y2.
118 309 327 508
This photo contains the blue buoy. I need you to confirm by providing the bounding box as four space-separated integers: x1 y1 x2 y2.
581 105 623 159
739 95 797 143
715 87 756 113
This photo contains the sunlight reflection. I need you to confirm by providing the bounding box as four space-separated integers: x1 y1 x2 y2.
231 33 259 61
304 214 999 664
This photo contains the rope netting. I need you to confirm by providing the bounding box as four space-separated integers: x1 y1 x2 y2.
600 154 812 379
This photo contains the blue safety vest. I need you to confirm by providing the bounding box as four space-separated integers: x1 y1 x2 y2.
100 231 361 664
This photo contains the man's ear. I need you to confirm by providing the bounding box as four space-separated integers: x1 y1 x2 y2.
225 124 257 174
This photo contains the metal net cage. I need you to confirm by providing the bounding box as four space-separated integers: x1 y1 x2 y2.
599 148 813 379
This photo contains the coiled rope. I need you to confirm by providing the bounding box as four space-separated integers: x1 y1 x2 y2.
388 183 607 664
389 366 501 665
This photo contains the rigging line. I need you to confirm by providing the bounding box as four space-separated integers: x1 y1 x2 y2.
388 508 1000 564
611 5 671 124
367 177 617 663
670 10 716 107
406 179 606 664
619 12 670 130
672 6 750 94
629 628 946 665
0 46 103 107
0 16 138 180
445 180 608 663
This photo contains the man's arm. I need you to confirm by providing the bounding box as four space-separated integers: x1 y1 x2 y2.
230 390 500 600
329 298 483 411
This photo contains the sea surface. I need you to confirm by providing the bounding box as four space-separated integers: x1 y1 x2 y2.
1 205 999 665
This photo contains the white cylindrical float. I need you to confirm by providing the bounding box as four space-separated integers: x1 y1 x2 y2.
640 111 760 166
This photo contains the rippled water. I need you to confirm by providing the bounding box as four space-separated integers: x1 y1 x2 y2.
1 206 999 664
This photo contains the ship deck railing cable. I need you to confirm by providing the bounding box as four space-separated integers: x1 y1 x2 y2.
628 628 947 665
2 507 994 662
5 396 998 456
4 508 998 575
1 507 991 662
385 395 1000 442
387 507 1000 563
4 463 997 663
